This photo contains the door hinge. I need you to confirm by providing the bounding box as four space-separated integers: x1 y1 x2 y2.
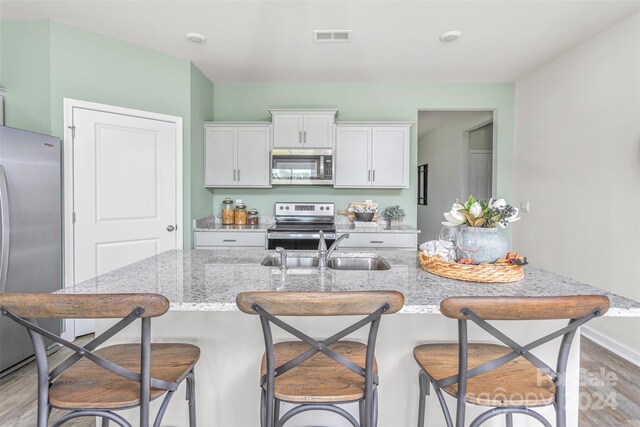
68 126 76 139
72 212 76 223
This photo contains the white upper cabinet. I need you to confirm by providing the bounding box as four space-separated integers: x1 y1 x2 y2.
270 109 337 148
204 123 272 188
335 122 411 188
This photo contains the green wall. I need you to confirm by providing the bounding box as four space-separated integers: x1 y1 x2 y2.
0 20 51 134
0 20 215 248
189 63 215 221
213 83 515 226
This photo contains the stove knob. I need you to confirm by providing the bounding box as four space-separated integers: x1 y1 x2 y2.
325 206 331 211
320 206 324 210
285 206 290 210
279 206 284 210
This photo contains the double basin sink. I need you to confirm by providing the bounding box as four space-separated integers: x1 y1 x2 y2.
260 255 391 271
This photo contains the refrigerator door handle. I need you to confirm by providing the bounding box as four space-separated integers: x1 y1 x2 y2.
0 165 10 294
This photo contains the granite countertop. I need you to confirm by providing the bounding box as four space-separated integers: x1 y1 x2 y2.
336 223 419 234
193 216 272 232
194 216 419 234
59 249 640 317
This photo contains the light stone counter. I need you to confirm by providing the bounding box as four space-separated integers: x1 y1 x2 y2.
60 249 640 316
59 249 640 427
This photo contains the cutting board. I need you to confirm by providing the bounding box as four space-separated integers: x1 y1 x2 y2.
338 202 379 222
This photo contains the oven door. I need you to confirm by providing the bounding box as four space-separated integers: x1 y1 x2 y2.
271 149 333 185
267 231 336 250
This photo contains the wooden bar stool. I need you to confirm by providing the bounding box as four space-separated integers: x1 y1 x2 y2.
414 295 609 427
0 293 200 427
236 291 404 427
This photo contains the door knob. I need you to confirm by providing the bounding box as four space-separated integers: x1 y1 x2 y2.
167 225 175 232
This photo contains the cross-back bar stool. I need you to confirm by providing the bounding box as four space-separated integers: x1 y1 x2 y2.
414 295 609 427
236 291 405 427
0 293 200 427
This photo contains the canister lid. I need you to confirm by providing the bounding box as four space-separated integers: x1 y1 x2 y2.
223 197 234 204
236 203 246 209
248 208 258 214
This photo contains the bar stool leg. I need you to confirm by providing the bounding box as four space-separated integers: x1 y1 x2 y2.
186 368 197 427
373 388 379 427
506 413 513 427
359 400 365 427
417 370 430 427
273 398 280 426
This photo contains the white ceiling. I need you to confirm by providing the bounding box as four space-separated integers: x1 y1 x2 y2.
1 1 638 83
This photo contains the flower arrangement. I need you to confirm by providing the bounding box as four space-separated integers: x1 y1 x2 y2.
381 205 406 223
442 196 520 228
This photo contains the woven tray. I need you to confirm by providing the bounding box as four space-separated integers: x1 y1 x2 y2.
419 252 524 283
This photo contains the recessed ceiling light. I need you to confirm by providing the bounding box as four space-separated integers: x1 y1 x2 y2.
185 32 207 43
439 31 462 43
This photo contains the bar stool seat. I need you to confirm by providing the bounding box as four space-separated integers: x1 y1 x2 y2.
50 343 200 410
260 341 378 403
414 343 556 407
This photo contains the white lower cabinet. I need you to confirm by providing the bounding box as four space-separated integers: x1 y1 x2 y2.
335 123 411 188
336 233 417 250
194 232 267 249
204 123 271 188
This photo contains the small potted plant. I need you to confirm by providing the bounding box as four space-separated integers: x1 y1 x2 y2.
381 205 405 228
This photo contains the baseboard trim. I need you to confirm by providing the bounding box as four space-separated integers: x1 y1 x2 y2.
582 326 640 367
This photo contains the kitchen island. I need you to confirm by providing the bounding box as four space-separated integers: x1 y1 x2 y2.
60 249 640 427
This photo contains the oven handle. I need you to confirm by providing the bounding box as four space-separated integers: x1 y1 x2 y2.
268 232 336 240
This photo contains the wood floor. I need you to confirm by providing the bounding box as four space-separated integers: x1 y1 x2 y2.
579 337 640 427
0 335 94 427
0 335 638 426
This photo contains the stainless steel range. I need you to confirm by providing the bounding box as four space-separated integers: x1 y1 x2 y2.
267 202 336 250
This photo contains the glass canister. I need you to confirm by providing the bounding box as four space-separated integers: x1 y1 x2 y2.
234 202 247 225
221 198 235 225
247 208 259 225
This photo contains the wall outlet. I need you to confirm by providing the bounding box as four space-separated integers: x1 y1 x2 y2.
520 201 530 213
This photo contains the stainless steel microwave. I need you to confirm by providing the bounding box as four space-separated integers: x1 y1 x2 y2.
271 149 334 185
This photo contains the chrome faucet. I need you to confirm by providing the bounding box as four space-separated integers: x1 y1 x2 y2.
318 231 350 268
275 247 287 271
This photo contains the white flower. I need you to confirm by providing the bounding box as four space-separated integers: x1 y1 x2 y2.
489 198 506 209
452 203 465 211
469 202 482 218
506 207 521 223
442 209 465 226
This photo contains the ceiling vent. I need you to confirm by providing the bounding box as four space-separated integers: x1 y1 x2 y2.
313 30 352 43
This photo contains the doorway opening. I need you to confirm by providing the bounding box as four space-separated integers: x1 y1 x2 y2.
416 110 496 244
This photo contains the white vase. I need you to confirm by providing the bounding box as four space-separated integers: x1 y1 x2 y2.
456 227 508 263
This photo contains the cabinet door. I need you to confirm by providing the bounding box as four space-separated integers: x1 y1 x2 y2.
334 127 371 187
303 114 334 148
371 127 409 188
236 126 271 187
205 127 236 187
273 114 303 147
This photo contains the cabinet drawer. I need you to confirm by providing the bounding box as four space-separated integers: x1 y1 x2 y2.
337 233 417 249
194 232 266 248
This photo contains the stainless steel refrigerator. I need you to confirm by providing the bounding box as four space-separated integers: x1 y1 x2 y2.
0 126 61 374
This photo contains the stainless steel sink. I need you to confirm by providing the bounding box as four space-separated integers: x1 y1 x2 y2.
260 256 319 268
326 256 391 271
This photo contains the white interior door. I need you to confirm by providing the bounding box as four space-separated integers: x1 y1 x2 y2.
71 107 179 335
469 152 493 201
